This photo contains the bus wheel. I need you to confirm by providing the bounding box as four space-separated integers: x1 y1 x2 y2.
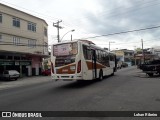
99 70 103 80
147 73 153 77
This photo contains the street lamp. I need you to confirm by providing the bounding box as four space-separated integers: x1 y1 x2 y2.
109 41 115 51
60 29 75 42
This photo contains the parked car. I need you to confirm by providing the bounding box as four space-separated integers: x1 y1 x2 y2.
139 60 160 77
121 62 128 67
41 69 51 76
2 70 20 80
117 61 122 69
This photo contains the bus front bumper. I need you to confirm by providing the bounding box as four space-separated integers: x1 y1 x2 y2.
52 74 82 81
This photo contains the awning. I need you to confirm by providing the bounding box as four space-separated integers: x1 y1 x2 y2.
0 50 50 58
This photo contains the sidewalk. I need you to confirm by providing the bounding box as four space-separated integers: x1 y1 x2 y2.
134 69 148 78
0 76 52 90
133 67 160 78
117 66 158 78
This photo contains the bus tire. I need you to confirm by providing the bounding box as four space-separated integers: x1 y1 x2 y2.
99 69 103 81
147 73 153 77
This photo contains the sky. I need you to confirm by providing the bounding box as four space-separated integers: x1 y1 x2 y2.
1 0 160 50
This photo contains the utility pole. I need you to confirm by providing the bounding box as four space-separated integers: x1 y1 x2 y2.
71 34 72 41
141 39 145 63
53 20 63 43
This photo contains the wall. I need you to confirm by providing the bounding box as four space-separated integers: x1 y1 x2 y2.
0 3 48 55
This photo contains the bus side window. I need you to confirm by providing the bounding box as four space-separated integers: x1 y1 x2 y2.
91 49 96 60
110 55 114 61
83 45 87 59
99 51 102 61
106 53 109 67
88 48 91 60
102 51 106 65
99 50 102 61
102 51 105 61
96 50 99 60
82 45 91 60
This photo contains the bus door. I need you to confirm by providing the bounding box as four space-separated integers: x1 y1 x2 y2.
92 49 97 79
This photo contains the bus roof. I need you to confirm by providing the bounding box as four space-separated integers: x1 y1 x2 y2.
52 39 95 45
52 39 115 55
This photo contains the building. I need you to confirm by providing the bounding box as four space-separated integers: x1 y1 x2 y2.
0 3 49 76
42 52 51 70
150 46 160 58
134 48 157 65
113 49 134 66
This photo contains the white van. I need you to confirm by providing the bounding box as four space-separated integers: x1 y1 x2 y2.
3 70 20 80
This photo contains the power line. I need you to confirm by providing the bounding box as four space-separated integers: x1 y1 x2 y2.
1 0 159 29
96 38 160 45
57 0 160 31
94 0 160 19
1 0 160 47
1 0 160 40
81 25 160 39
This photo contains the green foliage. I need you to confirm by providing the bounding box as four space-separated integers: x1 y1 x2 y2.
44 63 48 69
135 48 142 52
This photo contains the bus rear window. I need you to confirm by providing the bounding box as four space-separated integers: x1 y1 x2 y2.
53 42 78 56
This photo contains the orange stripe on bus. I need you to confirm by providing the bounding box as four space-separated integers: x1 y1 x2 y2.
86 61 106 70
56 64 76 74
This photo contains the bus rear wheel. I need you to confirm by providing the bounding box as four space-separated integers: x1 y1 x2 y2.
147 73 153 77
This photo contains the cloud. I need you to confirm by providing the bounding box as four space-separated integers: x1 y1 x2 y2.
81 0 160 39
1 0 160 49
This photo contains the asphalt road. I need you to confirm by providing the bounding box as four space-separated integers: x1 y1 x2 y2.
0 66 160 119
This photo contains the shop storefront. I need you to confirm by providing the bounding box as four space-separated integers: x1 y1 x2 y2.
0 60 31 77
0 51 49 77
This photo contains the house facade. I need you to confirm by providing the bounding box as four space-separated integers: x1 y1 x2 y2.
0 3 49 76
150 46 160 58
113 49 134 66
134 48 160 65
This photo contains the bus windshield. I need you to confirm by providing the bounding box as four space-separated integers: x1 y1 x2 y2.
53 42 78 56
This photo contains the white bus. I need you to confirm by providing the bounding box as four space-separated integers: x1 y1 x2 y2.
51 40 117 81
